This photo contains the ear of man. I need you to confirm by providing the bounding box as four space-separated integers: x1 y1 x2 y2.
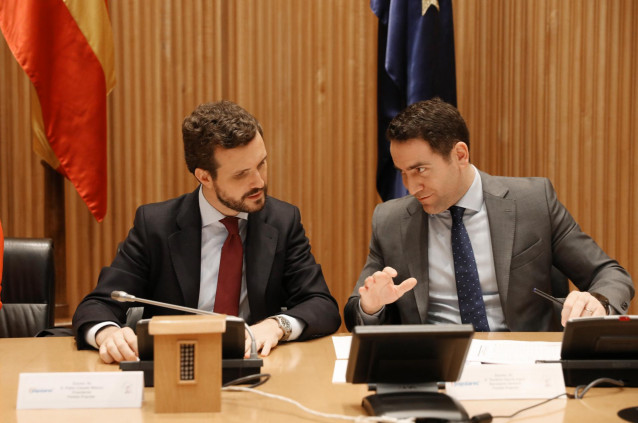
194 168 213 187
453 141 470 165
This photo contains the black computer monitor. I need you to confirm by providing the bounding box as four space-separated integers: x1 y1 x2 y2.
560 315 638 387
561 315 638 360
346 324 474 420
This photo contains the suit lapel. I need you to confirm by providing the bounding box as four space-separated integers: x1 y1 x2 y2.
168 189 202 308
245 204 278 319
402 198 429 323
480 171 516 308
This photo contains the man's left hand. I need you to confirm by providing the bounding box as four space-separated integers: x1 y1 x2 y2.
561 291 606 326
244 318 284 358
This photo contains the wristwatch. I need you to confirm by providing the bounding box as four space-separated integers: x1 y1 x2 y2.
269 315 292 341
590 292 612 315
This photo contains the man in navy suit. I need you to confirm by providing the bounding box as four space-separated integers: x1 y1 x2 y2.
73 101 340 363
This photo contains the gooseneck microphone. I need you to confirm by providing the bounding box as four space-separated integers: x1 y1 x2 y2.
110 290 258 359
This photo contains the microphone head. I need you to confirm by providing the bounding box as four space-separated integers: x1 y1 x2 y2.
111 291 135 302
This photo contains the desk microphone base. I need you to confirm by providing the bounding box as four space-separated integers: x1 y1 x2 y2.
362 391 469 422
120 357 263 387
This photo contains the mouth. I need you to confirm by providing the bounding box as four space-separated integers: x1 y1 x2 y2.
245 190 263 200
417 193 433 202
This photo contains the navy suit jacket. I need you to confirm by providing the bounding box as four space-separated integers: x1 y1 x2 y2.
73 188 341 348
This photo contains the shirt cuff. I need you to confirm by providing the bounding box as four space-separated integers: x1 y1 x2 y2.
85 321 120 349
357 301 385 325
278 314 305 341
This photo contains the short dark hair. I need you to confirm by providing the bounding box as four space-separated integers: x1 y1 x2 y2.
386 98 470 158
182 100 263 178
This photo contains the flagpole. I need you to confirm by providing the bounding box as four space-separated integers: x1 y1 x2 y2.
42 160 68 325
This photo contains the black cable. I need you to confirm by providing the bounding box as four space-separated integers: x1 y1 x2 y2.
490 392 568 419
486 377 626 420
222 372 271 389
573 377 625 399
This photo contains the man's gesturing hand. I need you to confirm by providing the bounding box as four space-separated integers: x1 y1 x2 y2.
358 266 417 315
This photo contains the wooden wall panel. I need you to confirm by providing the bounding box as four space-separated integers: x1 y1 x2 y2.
0 0 379 325
1 0 636 325
454 0 638 313
224 1 379 314
0 46 44 238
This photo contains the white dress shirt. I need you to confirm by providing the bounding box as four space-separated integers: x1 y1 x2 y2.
198 188 250 317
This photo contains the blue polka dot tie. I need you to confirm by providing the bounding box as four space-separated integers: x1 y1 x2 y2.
449 206 490 332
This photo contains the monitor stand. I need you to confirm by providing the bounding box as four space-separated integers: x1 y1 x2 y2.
618 406 638 422
362 383 469 422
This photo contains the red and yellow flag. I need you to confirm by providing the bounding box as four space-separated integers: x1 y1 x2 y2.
0 0 116 221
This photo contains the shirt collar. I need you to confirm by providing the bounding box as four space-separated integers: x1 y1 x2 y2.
198 185 248 227
454 165 483 213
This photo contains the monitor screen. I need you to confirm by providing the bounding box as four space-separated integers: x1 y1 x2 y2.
346 324 474 384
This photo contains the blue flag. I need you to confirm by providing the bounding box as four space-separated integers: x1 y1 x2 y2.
373 0 457 201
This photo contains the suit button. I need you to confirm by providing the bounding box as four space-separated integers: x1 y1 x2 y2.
622 302 628 310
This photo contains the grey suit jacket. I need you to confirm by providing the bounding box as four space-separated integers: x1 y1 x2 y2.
344 171 634 331
73 188 341 349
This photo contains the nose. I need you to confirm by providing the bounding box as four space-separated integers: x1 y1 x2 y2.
403 174 422 196
251 169 265 189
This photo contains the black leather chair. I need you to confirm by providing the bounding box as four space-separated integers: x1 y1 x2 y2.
0 238 55 337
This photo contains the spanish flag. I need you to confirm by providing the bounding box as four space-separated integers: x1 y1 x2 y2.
0 0 115 221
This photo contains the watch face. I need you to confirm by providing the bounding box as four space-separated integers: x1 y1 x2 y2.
276 316 291 340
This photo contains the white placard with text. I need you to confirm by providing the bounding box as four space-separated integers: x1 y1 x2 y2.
445 363 565 400
17 372 144 409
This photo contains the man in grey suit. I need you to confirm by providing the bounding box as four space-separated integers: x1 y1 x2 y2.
344 98 634 332
74 101 341 363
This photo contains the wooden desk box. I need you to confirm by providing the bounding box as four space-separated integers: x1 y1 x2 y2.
148 315 226 413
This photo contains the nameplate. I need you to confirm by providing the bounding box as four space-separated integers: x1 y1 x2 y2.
17 372 144 409
445 363 565 400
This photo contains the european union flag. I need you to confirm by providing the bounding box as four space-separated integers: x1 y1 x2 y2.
373 0 457 201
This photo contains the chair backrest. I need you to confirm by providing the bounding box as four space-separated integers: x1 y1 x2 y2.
0 238 55 337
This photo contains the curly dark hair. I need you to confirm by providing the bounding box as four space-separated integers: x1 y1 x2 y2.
182 100 264 178
386 97 470 159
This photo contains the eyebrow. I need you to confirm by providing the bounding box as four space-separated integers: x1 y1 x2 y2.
232 154 267 177
394 162 429 172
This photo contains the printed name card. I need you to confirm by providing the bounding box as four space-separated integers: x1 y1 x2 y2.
17 371 144 409
445 363 565 400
